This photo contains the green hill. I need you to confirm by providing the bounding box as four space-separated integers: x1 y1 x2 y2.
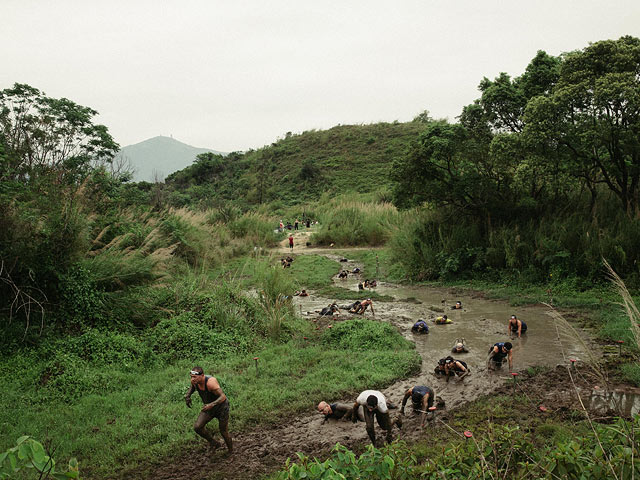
163 122 426 208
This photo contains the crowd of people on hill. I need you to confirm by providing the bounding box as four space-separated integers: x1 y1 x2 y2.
277 218 316 232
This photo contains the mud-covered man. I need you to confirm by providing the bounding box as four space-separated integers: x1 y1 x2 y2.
353 390 400 445
317 401 364 423
185 366 233 454
401 386 436 428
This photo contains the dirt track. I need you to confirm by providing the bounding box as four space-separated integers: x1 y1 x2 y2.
120 231 623 480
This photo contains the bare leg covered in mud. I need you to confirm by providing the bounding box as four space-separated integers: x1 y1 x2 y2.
194 404 233 454
363 409 401 445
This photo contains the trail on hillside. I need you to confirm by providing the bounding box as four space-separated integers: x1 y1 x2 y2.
126 231 608 480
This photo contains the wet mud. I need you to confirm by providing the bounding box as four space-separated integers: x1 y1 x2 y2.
127 235 614 480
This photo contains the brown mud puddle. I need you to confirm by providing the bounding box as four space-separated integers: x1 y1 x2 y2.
123 244 619 480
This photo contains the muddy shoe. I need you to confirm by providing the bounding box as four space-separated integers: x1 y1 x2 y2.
208 439 222 451
395 416 403 430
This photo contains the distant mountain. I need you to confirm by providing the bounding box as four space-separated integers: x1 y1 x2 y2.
117 136 226 182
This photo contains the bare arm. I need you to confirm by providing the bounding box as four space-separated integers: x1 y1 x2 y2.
352 402 360 423
185 385 195 407
201 377 227 411
401 389 411 415
487 347 497 367
517 321 522 338
508 351 513 371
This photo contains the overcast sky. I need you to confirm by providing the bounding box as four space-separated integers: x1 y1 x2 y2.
2 1 639 152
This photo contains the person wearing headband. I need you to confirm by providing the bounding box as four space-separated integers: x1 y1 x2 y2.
507 315 527 338
184 366 233 454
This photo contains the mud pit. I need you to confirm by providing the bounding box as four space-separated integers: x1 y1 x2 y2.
129 241 600 480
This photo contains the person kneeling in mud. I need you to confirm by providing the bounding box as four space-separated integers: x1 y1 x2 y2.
401 386 439 428
353 390 400 445
411 319 429 334
184 366 233 454
353 298 374 315
487 342 513 372
508 315 527 338
443 356 469 382
317 401 364 424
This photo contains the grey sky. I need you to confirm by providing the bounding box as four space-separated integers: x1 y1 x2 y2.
2 1 639 152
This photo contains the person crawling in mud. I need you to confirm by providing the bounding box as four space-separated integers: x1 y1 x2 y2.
487 342 513 371
184 366 233 454
317 303 339 316
434 315 451 324
451 339 469 353
401 386 436 427
352 267 360 274
358 282 364 290
443 356 469 382
340 300 361 311
411 319 429 334
317 401 364 423
369 280 377 288
352 298 374 315
353 390 401 445
508 315 527 338
338 270 348 279
298 289 309 297
434 358 450 377
451 301 462 309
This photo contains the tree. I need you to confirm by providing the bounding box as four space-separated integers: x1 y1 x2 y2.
524 36 640 214
0 83 119 184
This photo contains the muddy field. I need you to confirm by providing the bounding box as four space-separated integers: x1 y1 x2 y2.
122 234 635 480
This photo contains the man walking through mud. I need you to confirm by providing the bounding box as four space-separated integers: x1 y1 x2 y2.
185 366 233 454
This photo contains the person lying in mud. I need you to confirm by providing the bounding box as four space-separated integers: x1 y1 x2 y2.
358 282 364 290
434 315 451 324
401 386 436 427
317 303 339 316
443 356 469 382
317 401 364 423
338 270 348 279
451 339 469 353
487 342 513 371
508 315 527 338
451 301 462 309
340 300 361 311
352 267 360 274
352 298 374 315
411 319 429 334
298 289 308 297
353 390 401 445
185 366 233 454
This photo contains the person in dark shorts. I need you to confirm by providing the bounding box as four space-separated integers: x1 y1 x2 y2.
508 315 527 338
487 342 513 371
317 401 364 423
185 366 233 453
401 386 436 427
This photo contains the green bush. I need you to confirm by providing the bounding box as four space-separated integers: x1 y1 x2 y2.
322 319 412 351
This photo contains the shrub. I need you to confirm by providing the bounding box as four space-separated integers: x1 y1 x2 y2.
322 319 412 351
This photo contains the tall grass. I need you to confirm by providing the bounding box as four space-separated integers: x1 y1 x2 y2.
311 197 404 246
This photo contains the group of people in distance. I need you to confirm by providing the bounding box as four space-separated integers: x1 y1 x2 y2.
278 218 313 232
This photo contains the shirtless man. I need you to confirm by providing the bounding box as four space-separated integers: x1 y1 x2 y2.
184 367 233 454
317 401 364 423
353 298 374 315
